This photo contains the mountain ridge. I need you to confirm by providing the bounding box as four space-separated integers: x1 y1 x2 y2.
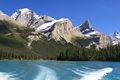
0 8 119 47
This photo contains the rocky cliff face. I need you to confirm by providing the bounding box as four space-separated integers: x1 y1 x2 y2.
36 18 85 43
76 20 111 48
50 19 85 43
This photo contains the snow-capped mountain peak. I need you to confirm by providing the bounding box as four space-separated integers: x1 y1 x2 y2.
75 20 111 48
113 32 120 39
112 32 120 45
11 8 42 27
79 20 93 31
11 8 39 20
18 8 31 13
76 20 96 37
11 8 55 28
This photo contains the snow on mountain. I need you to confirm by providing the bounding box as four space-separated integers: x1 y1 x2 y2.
10 8 85 44
35 18 84 44
84 31 97 37
76 20 98 38
114 32 120 38
11 8 40 26
11 8 54 28
112 32 120 45
36 18 69 32
11 8 39 20
0 8 112 47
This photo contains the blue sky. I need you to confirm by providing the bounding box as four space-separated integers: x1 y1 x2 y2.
0 0 120 35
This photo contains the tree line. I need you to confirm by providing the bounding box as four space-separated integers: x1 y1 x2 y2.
57 44 120 61
0 48 42 60
0 44 120 61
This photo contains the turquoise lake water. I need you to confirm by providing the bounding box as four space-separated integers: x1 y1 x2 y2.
0 61 119 80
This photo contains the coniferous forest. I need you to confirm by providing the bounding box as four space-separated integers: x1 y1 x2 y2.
57 44 120 61
0 44 120 61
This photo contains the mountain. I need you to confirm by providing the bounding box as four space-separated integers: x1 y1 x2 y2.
75 20 111 48
0 8 113 48
11 8 54 28
36 18 85 44
1 8 120 60
0 8 88 59
112 32 120 45
0 19 73 59
0 8 120 61
11 8 85 45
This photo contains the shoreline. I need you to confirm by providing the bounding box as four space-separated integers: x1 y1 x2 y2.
0 59 119 62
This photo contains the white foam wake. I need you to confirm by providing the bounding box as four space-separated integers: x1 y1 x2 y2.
0 72 19 80
34 66 58 80
72 67 113 80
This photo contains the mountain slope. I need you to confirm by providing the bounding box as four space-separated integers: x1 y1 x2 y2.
0 20 74 59
0 11 21 26
36 18 85 44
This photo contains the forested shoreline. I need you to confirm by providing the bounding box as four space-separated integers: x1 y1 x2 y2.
57 44 120 61
0 48 41 60
0 44 120 61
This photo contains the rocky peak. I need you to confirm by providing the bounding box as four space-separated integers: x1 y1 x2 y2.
76 20 95 36
11 8 54 28
14 8 31 14
11 8 40 20
76 20 111 48
11 8 40 26
76 20 96 37
113 32 120 39
79 20 93 33
112 32 120 45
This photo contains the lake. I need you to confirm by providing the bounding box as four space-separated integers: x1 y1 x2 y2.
0 61 119 80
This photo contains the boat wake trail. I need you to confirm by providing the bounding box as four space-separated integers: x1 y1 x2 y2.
71 67 113 80
0 72 19 80
34 65 58 80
